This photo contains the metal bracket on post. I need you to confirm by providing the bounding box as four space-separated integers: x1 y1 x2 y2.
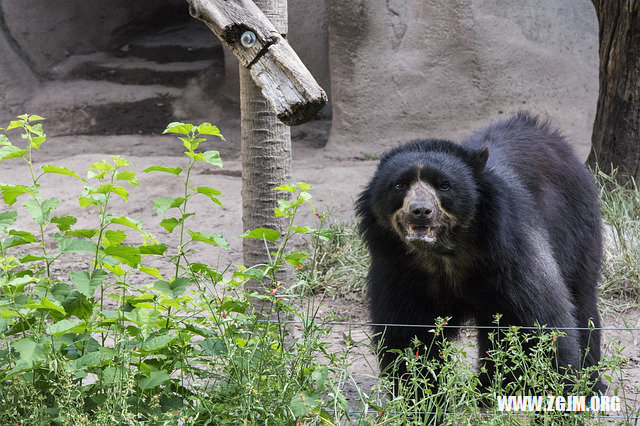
186 0 327 126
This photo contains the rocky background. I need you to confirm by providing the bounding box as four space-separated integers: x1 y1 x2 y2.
0 0 597 158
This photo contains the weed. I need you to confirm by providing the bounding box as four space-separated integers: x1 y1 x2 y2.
295 221 368 297
595 167 640 307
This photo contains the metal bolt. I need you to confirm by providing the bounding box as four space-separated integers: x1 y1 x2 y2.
240 31 257 48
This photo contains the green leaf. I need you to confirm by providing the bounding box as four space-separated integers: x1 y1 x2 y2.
88 160 114 173
78 196 99 208
142 334 176 352
115 170 139 186
198 338 227 356
57 237 97 254
163 122 194 135
142 165 182 175
2 275 35 288
51 215 77 232
23 198 59 225
111 155 130 168
154 277 190 299
47 319 79 336
140 265 163 280
202 150 223 168
297 181 313 191
41 165 83 180
159 218 179 233
285 251 308 267
139 244 167 255
197 122 224 139
103 229 127 247
92 184 129 202
19 254 50 263
0 309 19 319
289 391 322 418
61 291 92 320
0 184 32 205
104 245 140 268
139 370 171 390
124 293 155 306
153 197 184 214
6 120 23 130
241 227 281 242
70 269 108 298
64 228 98 238
29 122 44 135
69 347 115 370
235 266 266 282
189 263 223 281
13 338 43 368
184 150 223 168
0 145 27 162
196 186 222 206
188 230 230 249
180 136 205 151
30 135 46 150
28 115 45 122
50 283 72 302
108 216 146 235
103 263 125 277
2 230 37 249
0 210 17 231
25 297 66 315
273 183 298 193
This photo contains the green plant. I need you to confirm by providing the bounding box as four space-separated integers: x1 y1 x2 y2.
0 115 349 424
595 167 640 307
356 318 626 425
295 222 368 297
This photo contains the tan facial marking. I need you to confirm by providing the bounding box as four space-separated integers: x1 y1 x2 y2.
402 180 440 214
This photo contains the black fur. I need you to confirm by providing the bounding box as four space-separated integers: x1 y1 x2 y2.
356 112 604 392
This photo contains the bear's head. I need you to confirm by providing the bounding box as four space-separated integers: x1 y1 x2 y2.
364 139 488 251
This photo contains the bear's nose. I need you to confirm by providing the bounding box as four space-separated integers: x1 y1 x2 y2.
409 204 433 219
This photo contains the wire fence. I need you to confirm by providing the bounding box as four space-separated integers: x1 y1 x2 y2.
335 410 640 421
258 319 640 332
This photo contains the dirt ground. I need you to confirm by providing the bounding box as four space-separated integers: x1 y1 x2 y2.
1 115 638 415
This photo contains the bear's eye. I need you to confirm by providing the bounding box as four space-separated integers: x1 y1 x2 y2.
394 183 407 191
439 181 451 191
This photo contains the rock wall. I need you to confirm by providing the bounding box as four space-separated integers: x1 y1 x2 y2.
0 0 184 75
0 0 598 158
0 25 36 122
325 0 599 159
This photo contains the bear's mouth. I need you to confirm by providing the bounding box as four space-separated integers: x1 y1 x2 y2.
405 225 438 243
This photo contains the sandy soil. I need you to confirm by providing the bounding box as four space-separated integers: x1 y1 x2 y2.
1 118 638 415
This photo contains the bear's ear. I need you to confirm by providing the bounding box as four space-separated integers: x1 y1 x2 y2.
379 149 393 164
472 147 489 173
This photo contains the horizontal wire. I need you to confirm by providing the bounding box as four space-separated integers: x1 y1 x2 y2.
175 313 640 331
336 410 640 420
255 319 640 332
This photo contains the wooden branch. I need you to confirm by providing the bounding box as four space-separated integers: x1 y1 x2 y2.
186 0 327 126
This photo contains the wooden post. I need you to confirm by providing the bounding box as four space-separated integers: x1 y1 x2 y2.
186 0 327 125
239 0 291 281
186 0 326 283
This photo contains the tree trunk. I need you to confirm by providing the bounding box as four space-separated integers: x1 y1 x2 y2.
587 0 640 183
240 0 292 285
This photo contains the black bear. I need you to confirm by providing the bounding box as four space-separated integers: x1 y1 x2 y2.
356 112 603 393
